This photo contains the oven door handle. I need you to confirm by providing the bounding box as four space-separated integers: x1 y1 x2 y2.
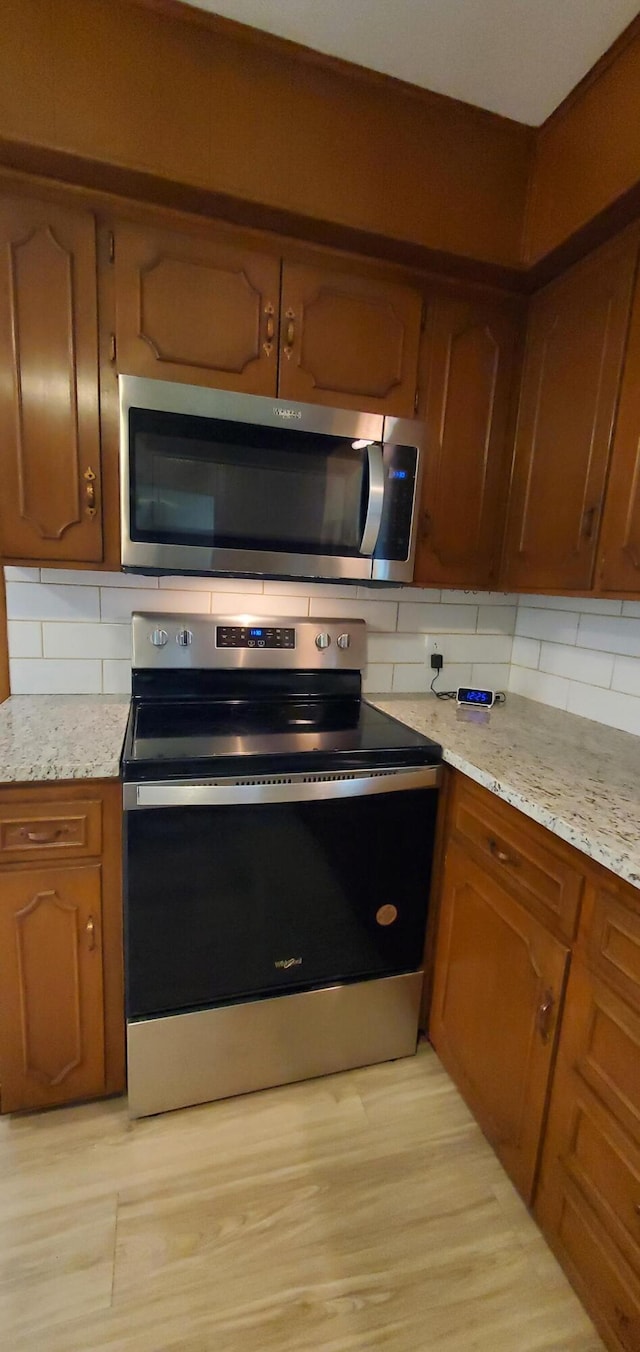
359 443 385 556
124 767 439 810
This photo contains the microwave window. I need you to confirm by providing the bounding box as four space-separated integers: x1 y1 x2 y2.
129 411 368 557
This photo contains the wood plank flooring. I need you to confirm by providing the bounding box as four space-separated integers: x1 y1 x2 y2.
0 1044 603 1351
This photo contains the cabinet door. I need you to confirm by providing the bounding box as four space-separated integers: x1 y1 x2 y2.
415 294 521 588
0 863 105 1111
502 231 638 591
430 842 569 1201
114 222 280 394
278 262 421 415
598 271 640 594
0 195 103 562
537 960 640 1349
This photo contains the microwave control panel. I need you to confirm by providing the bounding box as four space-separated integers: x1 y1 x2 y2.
216 626 295 650
374 444 418 562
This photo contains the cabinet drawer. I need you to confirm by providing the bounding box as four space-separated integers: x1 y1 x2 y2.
0 800 102 861
449 777 584 940
558 960 640 1149
580 881 640 1014
542 1177 640 1352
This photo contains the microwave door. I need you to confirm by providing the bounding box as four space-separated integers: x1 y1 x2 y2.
359 444 384 556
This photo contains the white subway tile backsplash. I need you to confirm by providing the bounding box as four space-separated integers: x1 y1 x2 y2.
100 588 211 621
362 664 394 693
471 663 511 689
567 683 640 737
43 623 132 660
520 593 623 615
102 660 132 695
9 565 640 735
7 621 42 658
398 603 477 634
508 665 569 710
159 575 257 592
577 613 640 658
392 664 429 693
515 607 580 644
476 605 517 635
6 583 100 622
368 634 427 663
611 656 640 697
511 636 540 668
42 569 158 588
9 659 102 695
309 597 396 631
4 566 41 583
442 634 512 665
539 641 614 688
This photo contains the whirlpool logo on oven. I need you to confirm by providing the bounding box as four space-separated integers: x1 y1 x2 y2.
273 407 302 419
274 957 303 969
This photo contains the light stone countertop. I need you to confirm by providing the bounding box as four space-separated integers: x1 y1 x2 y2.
0 695 130 783
368 692 640 891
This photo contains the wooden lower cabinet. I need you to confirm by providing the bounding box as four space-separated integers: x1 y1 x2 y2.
0 780 124 1113
430 840 569 1202
431 770 640 1351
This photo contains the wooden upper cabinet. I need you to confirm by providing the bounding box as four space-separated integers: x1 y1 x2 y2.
0 195 103 562
430 841 569 1202
0 863 105 1112
502 230 639 592
277 262 422 415
415 294 521 588
113 222 280 394
598 269 640 594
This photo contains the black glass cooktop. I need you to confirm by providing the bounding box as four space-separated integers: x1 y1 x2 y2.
122 696 441 782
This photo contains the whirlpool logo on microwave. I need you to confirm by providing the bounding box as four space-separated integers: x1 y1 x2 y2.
273 407 302 419
275 957 303 969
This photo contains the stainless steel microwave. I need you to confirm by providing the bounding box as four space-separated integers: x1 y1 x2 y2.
119 376 424 583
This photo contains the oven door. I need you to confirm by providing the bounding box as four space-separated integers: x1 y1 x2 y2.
124 768 439 1020
120 376 391 580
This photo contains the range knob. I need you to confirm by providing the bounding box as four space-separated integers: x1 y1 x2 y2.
315 632 331 650
176 629 193 647
337 633 351 650
150 628 168 647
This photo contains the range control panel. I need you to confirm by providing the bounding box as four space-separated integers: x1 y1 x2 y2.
132 613 367 672
217 625 295 650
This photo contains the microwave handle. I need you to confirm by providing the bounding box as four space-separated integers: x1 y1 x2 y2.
359 443 385 556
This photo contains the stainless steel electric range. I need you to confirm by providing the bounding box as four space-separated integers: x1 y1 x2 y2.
121 612 442 1117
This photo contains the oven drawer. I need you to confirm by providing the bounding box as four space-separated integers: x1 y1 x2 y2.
0 799 102 862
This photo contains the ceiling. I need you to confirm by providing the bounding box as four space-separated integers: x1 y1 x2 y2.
182 0 640 125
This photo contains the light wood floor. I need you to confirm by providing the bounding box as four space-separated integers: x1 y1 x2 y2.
1 1043 603 1351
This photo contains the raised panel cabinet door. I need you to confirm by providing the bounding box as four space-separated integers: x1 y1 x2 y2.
415 295 521 588
0 863 105 1111
598 270 640 594
0 195 103 562
502 230 639 591
430 842 569 1202
114 222 280 394
278 262 422 415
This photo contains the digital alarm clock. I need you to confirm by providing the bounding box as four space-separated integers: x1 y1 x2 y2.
456 686 495 709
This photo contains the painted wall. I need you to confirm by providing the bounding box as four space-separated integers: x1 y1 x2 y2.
4 568 513 697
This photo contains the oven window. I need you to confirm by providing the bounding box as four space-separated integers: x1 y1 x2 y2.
129 407 370 557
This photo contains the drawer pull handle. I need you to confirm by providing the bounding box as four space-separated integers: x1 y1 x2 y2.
488 838 517 866
86 916 96 951
83 466 97 517
537 990 555 1043
20 826 68 844
283 308 296 359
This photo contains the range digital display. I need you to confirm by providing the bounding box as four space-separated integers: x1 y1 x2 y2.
216 626 295 649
